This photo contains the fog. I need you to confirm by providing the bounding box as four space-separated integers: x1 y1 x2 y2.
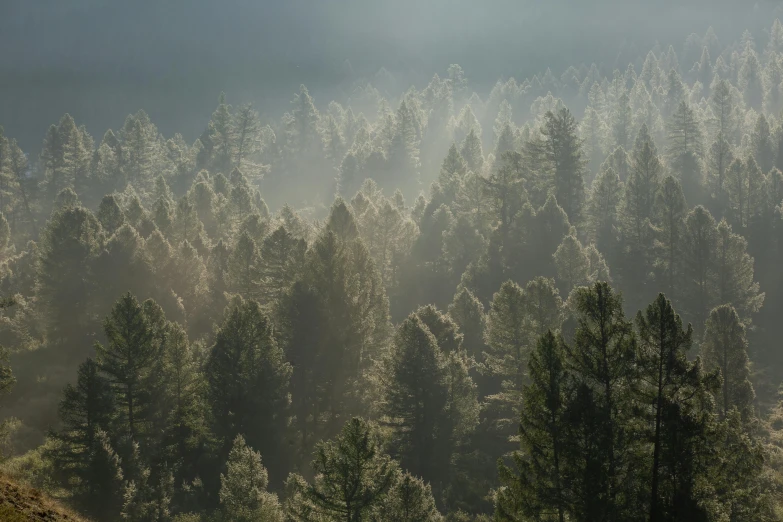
1 1 772 149
1 2 783 521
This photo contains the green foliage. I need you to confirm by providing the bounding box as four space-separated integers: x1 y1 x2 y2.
205 298 291 484
9 19 783 522
219 435 283 522
285 417 397 521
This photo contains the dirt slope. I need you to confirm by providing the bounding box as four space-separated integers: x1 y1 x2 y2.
0 474 87 521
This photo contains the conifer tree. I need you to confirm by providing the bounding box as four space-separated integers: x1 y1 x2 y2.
438 143 467 202
680 206 718 332
219 435 284 522
97 194 126 236
257 225 307 307
232 103 261 175
383 314 447 483
226 232 261 299
205 299 291 484
483 281 530 430
37 206 102 349
50 358 116 515
587 167 623 261
653 176 687 301
636 294 717 521
609 91 632 151
96 293 158 442
93 224 155 316
725 156 765 230
710 79 737 144
207 93 234 174
448 288 487 362
706 134 733 215
667 101 704 204
81 429 125 521
532 108 587 222
284 417 397 521
701 305 755 417
739 46 764 109
495 331 570 522
376 472 443 522
751 114 775 174
460 128 484 174
156 323 205 483
562 282 637 520
713 219 764 320
620 126 663 308
553 234 590 295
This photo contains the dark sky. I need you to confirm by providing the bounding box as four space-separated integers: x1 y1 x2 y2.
0 0 775 151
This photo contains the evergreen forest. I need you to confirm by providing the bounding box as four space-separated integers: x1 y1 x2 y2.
3 4 783 521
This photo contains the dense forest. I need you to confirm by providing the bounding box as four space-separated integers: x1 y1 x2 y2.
2 8 783 522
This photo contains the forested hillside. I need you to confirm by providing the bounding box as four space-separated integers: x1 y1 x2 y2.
1 10 783 522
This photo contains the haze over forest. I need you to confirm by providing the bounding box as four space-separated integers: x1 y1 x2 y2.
2 1 783 521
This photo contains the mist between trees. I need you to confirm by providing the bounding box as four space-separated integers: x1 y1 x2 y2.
1 10 783 522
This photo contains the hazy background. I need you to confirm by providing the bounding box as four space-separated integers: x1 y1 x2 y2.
0 0 775 150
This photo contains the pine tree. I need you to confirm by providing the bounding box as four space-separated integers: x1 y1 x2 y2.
713 219 764 321
483 151 525 243
580 105 607 176
156 323 205 484
587 167 623 263
635 294 716 521
205 298 291 484
257 225 307 307
284 417 397 521
667 101 704 204
710 80 737 143
123 115 158 193
208 93 235 174
448 288 487 362
226 232 261 299
37 206 102 349
495 331 570 522
382 314 447 482
739 46 764 109
483 281 531 432
438 143 467 202
80 429 125 521
219 435 284 522
653 176 687 302
620 126 663 308
562 282 637 520
376 472 443 522
287 84 322 160
725 156 765 230
680 206 718 332
50 358 117 515
233 103 262 176
751 114 774 174
708 408 777 520
96 293 158 443
701 305 755 417
553 234 590 295
609 91 632 151
97 194 126 236
414 305 463 355
533 108 587 223
460 128 484 174
625 126 663 244
706 134 733 216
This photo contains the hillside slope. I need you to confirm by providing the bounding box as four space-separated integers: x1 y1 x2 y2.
0 474 87 521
